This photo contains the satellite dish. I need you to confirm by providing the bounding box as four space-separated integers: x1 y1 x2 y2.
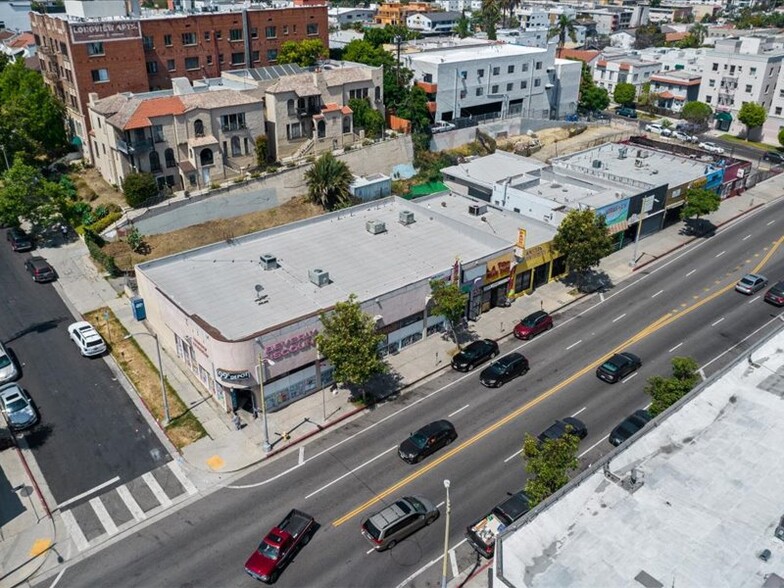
255 284 264 293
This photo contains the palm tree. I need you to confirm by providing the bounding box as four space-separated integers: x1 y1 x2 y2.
689 22 708 46
549 14 577 48
481 0 500 40
305 152 354 211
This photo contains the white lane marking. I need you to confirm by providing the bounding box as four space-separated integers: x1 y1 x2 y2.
742 234 751 241
668 342 683 353
366 547 375 555
168 460 197 496
612 313 626 323
450 549 459 577
116 484 146 522
503 450 522 464
571 406 587 417
394 538 469 588
685 269 696 277
749 295 761 304
305 446 396 500
299 446 305 465
621 372 638 384
448 404 470 418
600 292 605 302
578 437 607 458
142 472 172 508
651 289 663 298
57 476 120 509
61 509 89 552
768 220 775 226
49 567 67 588
715 250 726 258
566 340 582 350
701 312 784 370
89 497 118 536
436 500 445 509
711 317 725 327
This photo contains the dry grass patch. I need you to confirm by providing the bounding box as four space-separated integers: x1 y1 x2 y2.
70 167 126 209
85 308 206 450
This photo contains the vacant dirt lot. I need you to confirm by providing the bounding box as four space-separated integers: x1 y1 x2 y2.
499 124 635 162
71 167 127 209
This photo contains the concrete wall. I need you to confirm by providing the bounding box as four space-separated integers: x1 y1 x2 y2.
430 117 590 151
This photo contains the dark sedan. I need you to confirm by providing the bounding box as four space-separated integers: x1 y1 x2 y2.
451 339 499 372
765 281 784 306
537 417 587 444
479 353 529 388
609 409 652 446
763 151 784 164
24 256 57 283
596 352 642 383
398 420 457 464
7 227 33 252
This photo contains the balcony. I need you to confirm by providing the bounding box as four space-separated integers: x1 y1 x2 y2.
221 123 247 132
128 139 153 153
416 80 438 94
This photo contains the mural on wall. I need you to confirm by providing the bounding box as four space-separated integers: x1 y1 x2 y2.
597 199 630 229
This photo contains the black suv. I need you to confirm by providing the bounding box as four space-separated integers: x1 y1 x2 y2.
451 339 499 372
763 151 784 164
609 409 651 446
24 256 56 283
537 417 587 444
7 228 33 252
398 420 457 464
479 353 529 388
596 352 642 383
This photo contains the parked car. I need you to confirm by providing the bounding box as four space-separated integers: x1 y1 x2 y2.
537 417 587 443
645 123 672 136
466 491 531 558
676 121 702 134
763 151 784 164
24 256 56 283
479 353 529 388
616 107 637 119
6 227 33 252
671 130 697 143
67 321 107 357
0 383 38 431
244 509 315 584
596 351 642 383
398 420 457 464
735 273 768 295
451 339 499 372
608 409 652 446
698 141 725 154
513 310 553 340
0 343 19 385
361 496 439 551
765 280 784 306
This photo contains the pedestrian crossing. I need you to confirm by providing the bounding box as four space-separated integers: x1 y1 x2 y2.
60 460 198 552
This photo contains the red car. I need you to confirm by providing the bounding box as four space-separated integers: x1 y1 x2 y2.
513 311 553 340
245 509 315 584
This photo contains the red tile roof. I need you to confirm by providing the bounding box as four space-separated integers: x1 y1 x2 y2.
321 103 341 113
665 32 689 42
8 33 35 49
340 105 352 115
124 96 185 130
658 91 675 99
556 48 600 64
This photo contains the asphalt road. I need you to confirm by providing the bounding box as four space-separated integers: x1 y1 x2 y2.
45 201 784 588
701 135 768 164
0 231 168 506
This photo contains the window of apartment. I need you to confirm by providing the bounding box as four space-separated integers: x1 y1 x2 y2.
730 65 735 75
143 35 154 50
287 99 296 116
153 124 165 143
534 78 541 87
59 41 67 54
219 54 224 64
506 83 513 91
287 122 303 139
535 61 542 70
206 55 213 66
267 49 278 62
779 89 784 98
203 30 212 42
86 42 104 56
194 119 204 137
476 87 483 96
221 113 246 131
459 70 467 79
477 68 484 77
765 84 770 94
70 94 77 107
522 63 529 72
750 67 757 76
492 66 499 75
709 79 715 87
349 88 369 100
215 30 222 40
507 65 514 74
251 27 258 39
252 51 260 63
231 52 245 66
146 61 158 74
164 34 172 47
490 84 498 93
307 23 318 35
633 74 638 81
460 90 467 99
266 26 276 39
230 28 243 41
777 107 783 115
167 59 176 72
712 62 718 71
149 151 161 172
745 84 752 92
185 56 199 70
520 80 527 89
283 25 289 35
91 68 109 83
705 95 712 103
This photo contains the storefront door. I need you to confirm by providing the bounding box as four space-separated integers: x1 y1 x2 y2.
533 262 551 289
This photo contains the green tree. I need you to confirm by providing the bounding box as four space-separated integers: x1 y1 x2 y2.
342 39 412 111
255 135 269 168
549 14 577 47
523 432 580 507
127 227 145 253
305 152 354 210
581 86 610 113
671 356 699 387
681 101 712 127
481 0 500 40
0 158 69 227
348 98 384 138
363 25 419 48
645 356 700 416
276 39 327 67
634 23 665 49
397 85 433 153
738 102 767 140
315 293 386 401
613 82 636 106
122 172 159 208
553 208 614 290
680 186 720 222
455 10 472 38
429 279 468 345
778 127 784 148
689 22 708 46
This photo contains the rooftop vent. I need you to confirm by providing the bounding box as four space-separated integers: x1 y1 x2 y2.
399 210 416 225
618 147 628 159
366 220 387 234
259 254 278 270
592 159 602 169
468 203 487 216
308 268 330 288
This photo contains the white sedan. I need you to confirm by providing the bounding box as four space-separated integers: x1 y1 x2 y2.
698 141 725 154
0 342 18 384
68 321 107 357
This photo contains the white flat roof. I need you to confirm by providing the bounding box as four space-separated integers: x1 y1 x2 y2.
496 329 784 588
410 43 546 64
442 151 547 188
136 197 511 341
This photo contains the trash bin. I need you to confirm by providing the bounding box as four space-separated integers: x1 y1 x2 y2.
130 296 146 321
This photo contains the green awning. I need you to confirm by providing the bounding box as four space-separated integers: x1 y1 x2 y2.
70 136 83 146
715 111 733 122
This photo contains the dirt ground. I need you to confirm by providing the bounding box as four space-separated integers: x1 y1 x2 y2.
498 124 635 163
71 167 127 209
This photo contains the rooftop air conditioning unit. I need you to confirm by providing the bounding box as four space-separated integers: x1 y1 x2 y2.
618 147 628 159
259 254 278 270
366 220 387 234
309 268 330 287
468 203 487 216
399 210 416 225
592 159 602 168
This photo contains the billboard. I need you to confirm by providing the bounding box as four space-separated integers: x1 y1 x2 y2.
70 21 141 44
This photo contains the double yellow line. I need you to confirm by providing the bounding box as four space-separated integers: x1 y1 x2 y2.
333 236 784 527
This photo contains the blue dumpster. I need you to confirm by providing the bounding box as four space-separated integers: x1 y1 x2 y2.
130 296 146 321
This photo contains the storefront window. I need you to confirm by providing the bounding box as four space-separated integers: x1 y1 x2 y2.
551 256 567 278
515 270 532 293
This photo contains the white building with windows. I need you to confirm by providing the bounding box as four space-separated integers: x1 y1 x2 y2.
592 54 661 97
406 11 461 34
328 7 378 27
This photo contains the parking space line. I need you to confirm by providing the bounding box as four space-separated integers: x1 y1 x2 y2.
503 450 522 464
749 295 761 304
768 220 775 226
742 235 751 241
621 372 638 383
298 446 305 465
711 317 725 327
566 340 582 350
715 251 726 258
571 406 587 417
89 497 118 536
578 437 607 459
686 269 696 277
668 342 683 353
450 549 459 577
612 313 626 323
652 290 663 298
448 404 470 418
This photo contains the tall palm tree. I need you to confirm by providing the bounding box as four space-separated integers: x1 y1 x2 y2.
689 22 708 46
305 152 354 211
549 14 577 48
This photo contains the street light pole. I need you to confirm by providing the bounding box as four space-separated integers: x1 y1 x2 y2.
125 332 170 426
256 348 272 453
629 208 667 268
440 479 451 588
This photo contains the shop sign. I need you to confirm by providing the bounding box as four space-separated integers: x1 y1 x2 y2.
597 199 629 228
71 21 141 44
264 329 318 362
485 253 514 282
516 228 527 250
190 337 209 357
216 369 251 382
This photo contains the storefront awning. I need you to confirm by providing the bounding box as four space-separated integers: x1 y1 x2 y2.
715 111 733 122
607 220 629 235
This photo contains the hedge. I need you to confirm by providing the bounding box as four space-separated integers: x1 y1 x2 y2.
87 211 122 234
84 231 120 277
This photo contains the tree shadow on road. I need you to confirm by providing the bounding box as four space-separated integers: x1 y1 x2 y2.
680 218 716 238
4 318 69 345
559 269 613 294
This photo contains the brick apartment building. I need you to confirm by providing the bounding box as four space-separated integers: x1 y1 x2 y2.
31 0 327 164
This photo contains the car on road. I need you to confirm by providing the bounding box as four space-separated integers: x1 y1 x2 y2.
616 107 637 119
361 496 439 551
24 256 56 282
479 352 529 388
764 280 784 306
244 509 315 583
698 141 725 154
671 130 697 143
735 273 768 295
67 321 107 357
451 339 499 371
398 420 457 464
466 491 531 558
537 417 587 443
0 383 39 431
513 310 553 340
0 343 19 384
763 151 784 164
608 409 652 446
6 227 33 252
645 123 672 136
596 351 642 383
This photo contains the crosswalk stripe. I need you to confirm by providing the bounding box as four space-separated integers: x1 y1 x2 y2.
61 509 89 552
89 497 118 536
142 472 172 507
167 459 197 496
116 484 146 522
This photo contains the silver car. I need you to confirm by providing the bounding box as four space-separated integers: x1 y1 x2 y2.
735 273 768 295
0 383 39 431
0 343 18 384
361 496 439 551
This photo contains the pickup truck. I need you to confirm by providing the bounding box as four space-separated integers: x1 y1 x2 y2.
465 491 530 558
244 509 315 583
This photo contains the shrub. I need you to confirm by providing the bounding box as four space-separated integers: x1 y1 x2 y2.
122 172 159 208
233 176 245 183
210 182 221 190
250 171 261 179
84 231 119 276
87 211 122 234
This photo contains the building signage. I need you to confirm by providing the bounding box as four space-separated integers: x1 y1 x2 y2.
70 21 142 44
485 253 514 283
189 337 209 357
264 329 318 362
516 228 527 250
597 199 630 228
216 369 251 382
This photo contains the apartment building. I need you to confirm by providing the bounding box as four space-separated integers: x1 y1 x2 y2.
577 6 649 36
406 12 460 34
649 70 701 112
593 54 661 97
375 2 432 26
635 47 705 73
31 0 327 165
328 7 377 28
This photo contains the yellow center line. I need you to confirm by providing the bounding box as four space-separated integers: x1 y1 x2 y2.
332 236 784 527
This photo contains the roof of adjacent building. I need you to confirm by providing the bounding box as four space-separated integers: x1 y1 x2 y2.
408 41 546 64
651 70 701 85
136 197 513 342
556 48 600 63
124 96 186 130
415 11 461 21
495 330 784 588
441 151 547 189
